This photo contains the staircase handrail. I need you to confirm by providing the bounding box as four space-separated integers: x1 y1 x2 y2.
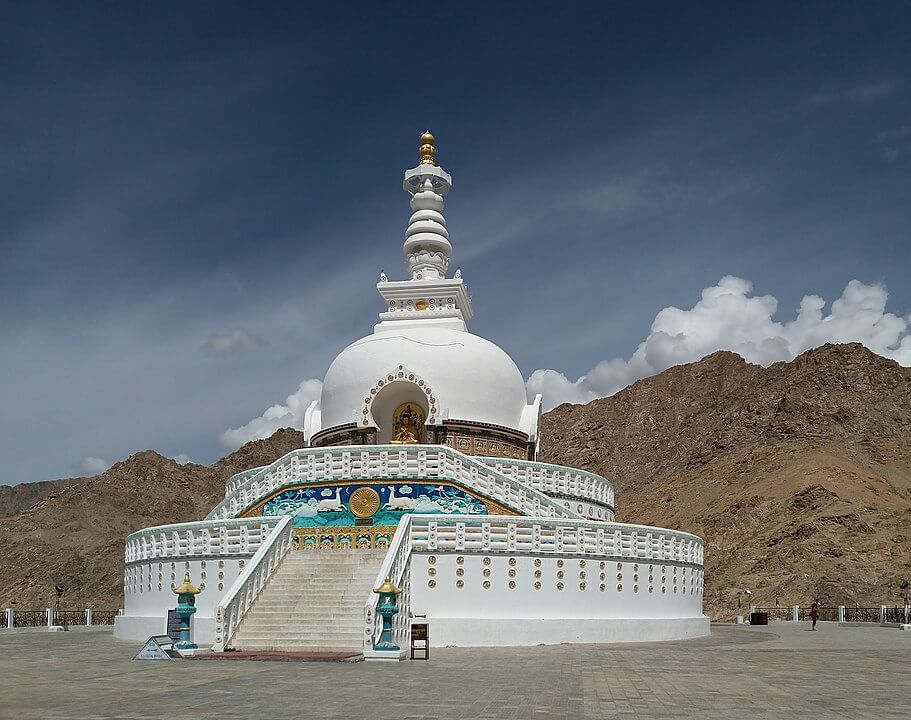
212 514 294 652
206 445 579 523
363 514 413 652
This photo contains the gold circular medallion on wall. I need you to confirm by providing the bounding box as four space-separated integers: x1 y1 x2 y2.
415 299 428 311
348 487 381 518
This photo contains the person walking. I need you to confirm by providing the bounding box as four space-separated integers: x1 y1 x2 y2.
810 601 819 630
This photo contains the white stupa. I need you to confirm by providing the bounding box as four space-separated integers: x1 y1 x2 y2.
307 132 539 451
115 133 709 655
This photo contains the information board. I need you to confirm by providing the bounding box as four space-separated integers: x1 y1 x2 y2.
166 610 182 643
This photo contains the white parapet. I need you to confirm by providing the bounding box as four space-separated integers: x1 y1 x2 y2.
363 514 708 650
213 445 613 523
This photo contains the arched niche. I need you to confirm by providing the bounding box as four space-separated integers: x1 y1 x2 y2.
360 366 438 443
370 381 430 444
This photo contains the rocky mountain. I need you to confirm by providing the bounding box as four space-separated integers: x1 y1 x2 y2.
0 429 306 609
1 344 908 619
0 477 87 517
540 343 911 618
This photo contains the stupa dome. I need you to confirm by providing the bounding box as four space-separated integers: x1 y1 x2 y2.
318 323 530 438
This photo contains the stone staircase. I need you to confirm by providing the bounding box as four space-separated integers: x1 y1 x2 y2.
229 549 386 652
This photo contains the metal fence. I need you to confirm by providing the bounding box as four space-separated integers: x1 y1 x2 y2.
2 609 121 628
797 606 839 622
754 606 892 623
11 610 47 627
92 610 118 626
843 607 881 623
756 607 792 621
53 610 87 627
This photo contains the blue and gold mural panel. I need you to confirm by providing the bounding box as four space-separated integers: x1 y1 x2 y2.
242 480 515 530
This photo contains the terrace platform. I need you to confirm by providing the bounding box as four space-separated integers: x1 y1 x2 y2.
1 623 908 719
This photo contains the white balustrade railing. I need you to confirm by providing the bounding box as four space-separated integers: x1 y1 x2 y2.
476 457 614 510
124 517 285 564
224 466 267 497
408 515 704 565
207 445 579 523
363 515 413 652
212 515 294 652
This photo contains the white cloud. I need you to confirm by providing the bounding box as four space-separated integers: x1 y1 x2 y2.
219 379 322 449
808 79 903 105
80 456 112 475
172 453 192 465
529 276 911 409
203 328 265 355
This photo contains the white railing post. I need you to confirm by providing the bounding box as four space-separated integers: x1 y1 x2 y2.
85 609 92 626
5 608 12 629
46 608 53 628
838 605 845 623
880 605 887 625
792 605 800 622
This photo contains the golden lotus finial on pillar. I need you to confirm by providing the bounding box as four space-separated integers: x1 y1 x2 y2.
419 130 436 165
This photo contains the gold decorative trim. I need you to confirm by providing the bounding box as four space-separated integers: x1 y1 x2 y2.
292 526 395 551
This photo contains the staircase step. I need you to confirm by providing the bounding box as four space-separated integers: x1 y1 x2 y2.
230 548 387 650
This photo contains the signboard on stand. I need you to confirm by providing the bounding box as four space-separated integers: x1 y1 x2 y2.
133 635 178 661
410 622 429 660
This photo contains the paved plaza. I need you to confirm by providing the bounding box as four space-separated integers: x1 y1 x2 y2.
1 623 908 719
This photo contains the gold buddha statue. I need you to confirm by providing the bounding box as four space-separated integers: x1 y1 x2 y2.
390 403 425 444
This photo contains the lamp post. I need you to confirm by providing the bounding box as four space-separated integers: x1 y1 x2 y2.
372 576 402 651
901 579 910 625
173 573 202 650
54 585 68 630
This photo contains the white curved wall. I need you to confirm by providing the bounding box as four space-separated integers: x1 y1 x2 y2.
410 553 707 646
319 325 530 432
115 557 251 644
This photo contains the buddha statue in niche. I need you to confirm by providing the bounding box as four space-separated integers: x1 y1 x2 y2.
390 402 424 444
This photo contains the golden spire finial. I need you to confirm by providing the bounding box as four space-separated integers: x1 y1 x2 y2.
419 130 436 165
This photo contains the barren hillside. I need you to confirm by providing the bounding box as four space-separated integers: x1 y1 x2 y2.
0 429 306 609
540 343 911 618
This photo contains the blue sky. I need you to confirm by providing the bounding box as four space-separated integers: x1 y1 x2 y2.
2 2 909 483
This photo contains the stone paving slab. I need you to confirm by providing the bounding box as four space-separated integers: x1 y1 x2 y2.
0 622 908 719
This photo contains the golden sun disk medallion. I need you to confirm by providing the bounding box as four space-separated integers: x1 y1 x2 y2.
349 487 381 518
415 299 428 311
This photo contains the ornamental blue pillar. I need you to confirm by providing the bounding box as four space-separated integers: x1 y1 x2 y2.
173 573 201 650
372 576 402 651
